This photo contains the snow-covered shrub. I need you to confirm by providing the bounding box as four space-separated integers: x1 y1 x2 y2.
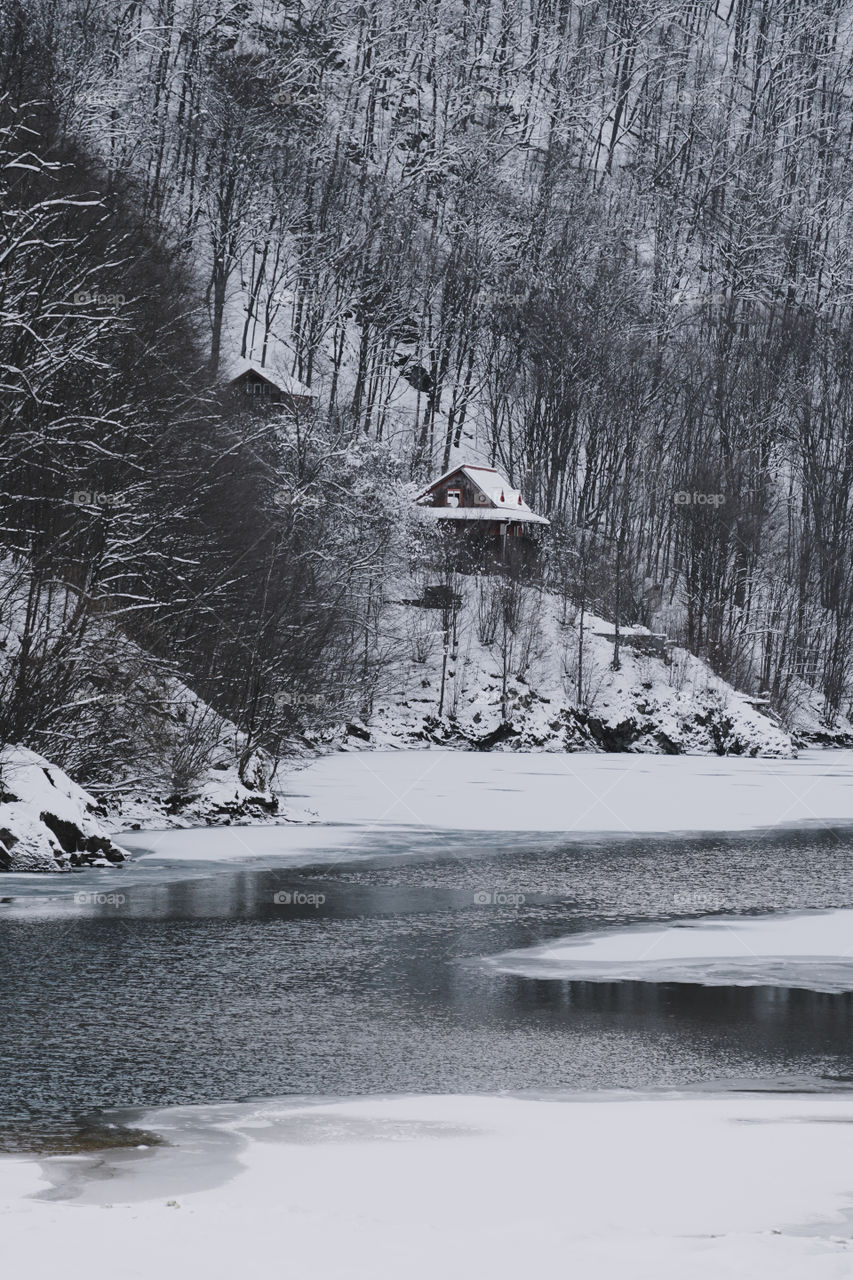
162 702 225 795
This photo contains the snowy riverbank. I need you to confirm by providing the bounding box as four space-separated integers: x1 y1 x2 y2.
88 748 853 867
6 744 853 870
4 1091 853 1279
319 587 799 757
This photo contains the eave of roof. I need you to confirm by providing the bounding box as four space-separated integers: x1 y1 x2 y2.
414 464 475 501
418 507 550 527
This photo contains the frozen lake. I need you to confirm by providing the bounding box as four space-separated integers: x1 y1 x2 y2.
6 751 853 1280
4 817 853 1150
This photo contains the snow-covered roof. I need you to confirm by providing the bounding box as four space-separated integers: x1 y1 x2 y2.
225 356 317 399
415 464 550 526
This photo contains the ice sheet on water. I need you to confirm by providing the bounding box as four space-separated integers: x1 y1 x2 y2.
486 908 853 993
285 747 853 833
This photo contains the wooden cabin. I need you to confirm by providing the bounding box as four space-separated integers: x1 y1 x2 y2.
415 464 549 571
226 359 317 413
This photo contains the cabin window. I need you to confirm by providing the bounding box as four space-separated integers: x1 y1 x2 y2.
445 488 461 508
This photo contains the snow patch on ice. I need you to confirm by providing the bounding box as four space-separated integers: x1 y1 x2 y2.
282 747 853 835
488 908 853 993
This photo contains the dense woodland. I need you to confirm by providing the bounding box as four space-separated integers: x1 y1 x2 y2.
3 0 853 780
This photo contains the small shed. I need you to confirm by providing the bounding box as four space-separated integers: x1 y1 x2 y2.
594 626 674 662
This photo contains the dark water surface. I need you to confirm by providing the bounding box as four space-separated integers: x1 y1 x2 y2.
3 824 853 1146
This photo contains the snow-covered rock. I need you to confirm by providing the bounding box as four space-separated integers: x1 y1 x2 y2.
238 748 272 794
0 747 128 872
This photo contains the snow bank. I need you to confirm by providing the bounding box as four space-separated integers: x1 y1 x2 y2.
4 1092 853 1278
488 908 853 993
94 676 286 833
0 746 127 872
105 750 284 834
339 582 794 757
283 747 853 834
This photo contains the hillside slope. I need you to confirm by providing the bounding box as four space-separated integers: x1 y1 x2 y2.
317 579 793 758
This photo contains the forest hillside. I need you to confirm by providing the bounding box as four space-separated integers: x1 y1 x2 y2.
2 0 853 827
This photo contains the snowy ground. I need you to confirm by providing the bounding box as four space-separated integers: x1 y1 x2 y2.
355 588 797 757
3 1091 853 1279
283 747 853 835
488 908 853 993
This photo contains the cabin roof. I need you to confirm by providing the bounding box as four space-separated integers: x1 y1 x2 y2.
415 464 550 526
225 357 317 399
